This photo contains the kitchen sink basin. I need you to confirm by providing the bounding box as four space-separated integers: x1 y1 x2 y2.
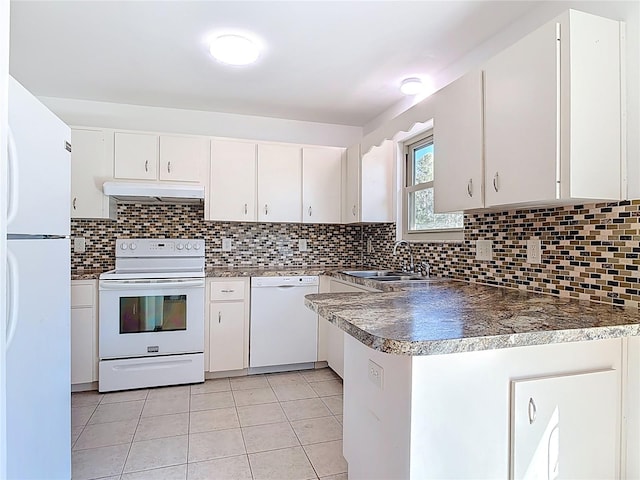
340 270 435 282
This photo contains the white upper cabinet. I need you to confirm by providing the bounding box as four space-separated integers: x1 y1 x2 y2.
159 135 209 183
344 144 361 222
484 9 622 208
344 141 394 223
302 147 343 224
115 132 207 184
361 140 394 223
70 128 116 219
433 70 484 212
208 139 257 222
114 132 158 180
257 144 302 223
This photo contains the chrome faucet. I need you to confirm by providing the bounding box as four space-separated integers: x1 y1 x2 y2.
392 240 414 273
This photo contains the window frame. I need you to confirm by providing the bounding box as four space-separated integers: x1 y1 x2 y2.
400 130 464 242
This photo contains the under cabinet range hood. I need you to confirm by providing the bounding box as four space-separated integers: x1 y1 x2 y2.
103 181 205 204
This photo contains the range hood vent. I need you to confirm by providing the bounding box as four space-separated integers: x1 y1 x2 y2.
103 181 205 204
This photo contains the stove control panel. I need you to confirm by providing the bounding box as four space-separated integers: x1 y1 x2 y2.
115 239 205 258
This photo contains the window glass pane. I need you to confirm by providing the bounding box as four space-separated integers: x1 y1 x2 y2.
120 295 187 334
409 187 463 231
412 143 433 185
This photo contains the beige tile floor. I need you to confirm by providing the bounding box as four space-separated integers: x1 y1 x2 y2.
71 368 347 480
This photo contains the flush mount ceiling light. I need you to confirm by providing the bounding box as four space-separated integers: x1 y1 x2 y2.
209 34 260 66
400 77 424 95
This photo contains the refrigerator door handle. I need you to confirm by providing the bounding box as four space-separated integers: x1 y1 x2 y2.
6 250 19 349
7 126 19 225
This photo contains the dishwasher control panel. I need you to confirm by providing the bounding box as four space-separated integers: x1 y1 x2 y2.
251 276 319 288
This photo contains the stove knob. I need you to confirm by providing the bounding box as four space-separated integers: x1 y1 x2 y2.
193 243 201 250
129 242 137 250
120 243 128 250
185 243 192 250
176 243 184 250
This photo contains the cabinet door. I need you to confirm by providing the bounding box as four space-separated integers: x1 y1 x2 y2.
361 140 394 223
70 128 116 219
302 147 343 224
159 135 208 183
114 132 158 180
511 369 618 479
209 302 246 372
484 20 558 207
71 308 94 384
344 144 361 223
433 70 484 212
209 139 257 221
257 144 302 222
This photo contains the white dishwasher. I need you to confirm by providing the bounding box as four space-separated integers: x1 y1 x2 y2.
250 276 319 372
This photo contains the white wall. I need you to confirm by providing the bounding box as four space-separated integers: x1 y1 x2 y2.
39 96 363 148
364 1 640 197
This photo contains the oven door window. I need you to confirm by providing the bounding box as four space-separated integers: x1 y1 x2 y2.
120 295 187 334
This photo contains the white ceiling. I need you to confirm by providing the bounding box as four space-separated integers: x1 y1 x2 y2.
9 1 540 127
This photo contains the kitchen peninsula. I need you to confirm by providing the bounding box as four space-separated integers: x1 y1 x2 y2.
305 276 640 479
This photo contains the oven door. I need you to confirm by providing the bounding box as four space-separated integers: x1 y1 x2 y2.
99 278 205 359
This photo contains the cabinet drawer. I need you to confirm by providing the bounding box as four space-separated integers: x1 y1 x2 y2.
210 280 245 301
71 283 94 308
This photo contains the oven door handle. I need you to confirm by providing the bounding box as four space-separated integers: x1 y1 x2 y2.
100 279 205 290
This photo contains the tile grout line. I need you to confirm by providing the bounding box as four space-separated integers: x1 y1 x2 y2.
118 389 149 479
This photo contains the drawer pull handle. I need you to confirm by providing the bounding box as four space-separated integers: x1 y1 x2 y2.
244 203 248 215
72 197 77 210
308 206 312 216
493 172 499 192
220 289 235 293
145 160 149 172
528 397 537 424
467 178 473 197
264 204 268 215
218 311 221 323
167 161 171 173
352 205 357 216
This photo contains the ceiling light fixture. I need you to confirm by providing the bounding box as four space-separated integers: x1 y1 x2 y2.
209 34 260 66
400 77 424 96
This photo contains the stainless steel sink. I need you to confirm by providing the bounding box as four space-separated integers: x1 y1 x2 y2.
340 270 434 282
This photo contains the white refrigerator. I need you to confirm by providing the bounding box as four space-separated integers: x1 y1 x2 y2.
6 76 71 479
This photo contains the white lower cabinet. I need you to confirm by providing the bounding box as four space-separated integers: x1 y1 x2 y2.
71 280 98 386
206 278 249 373
343 336 624 479
319 277 379 379
511 369 618 479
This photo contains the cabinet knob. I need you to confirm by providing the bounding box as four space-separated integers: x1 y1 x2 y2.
528 397 537 424
493 172 500 192
167 161 171 173
72 197 77 210
467 179 473 197
145 160 149 172
308 206 312 216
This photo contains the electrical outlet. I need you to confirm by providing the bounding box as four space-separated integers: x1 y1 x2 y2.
73 237 86 253
527 238 542 264
298 239 308 252
222 238 232 252
368 359 384 390
476 239 493 261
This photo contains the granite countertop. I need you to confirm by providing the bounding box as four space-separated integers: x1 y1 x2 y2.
71 269 104 280
205 266 351 278
305 279 640 356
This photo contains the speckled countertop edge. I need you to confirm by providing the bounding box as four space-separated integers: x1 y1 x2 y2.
304 281 640 356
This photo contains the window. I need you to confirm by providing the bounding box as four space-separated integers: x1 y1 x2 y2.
402 132 463 240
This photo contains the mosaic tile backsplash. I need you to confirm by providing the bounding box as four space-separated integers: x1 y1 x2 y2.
72 200 640 307
71 203 364 271
362 201 640 308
